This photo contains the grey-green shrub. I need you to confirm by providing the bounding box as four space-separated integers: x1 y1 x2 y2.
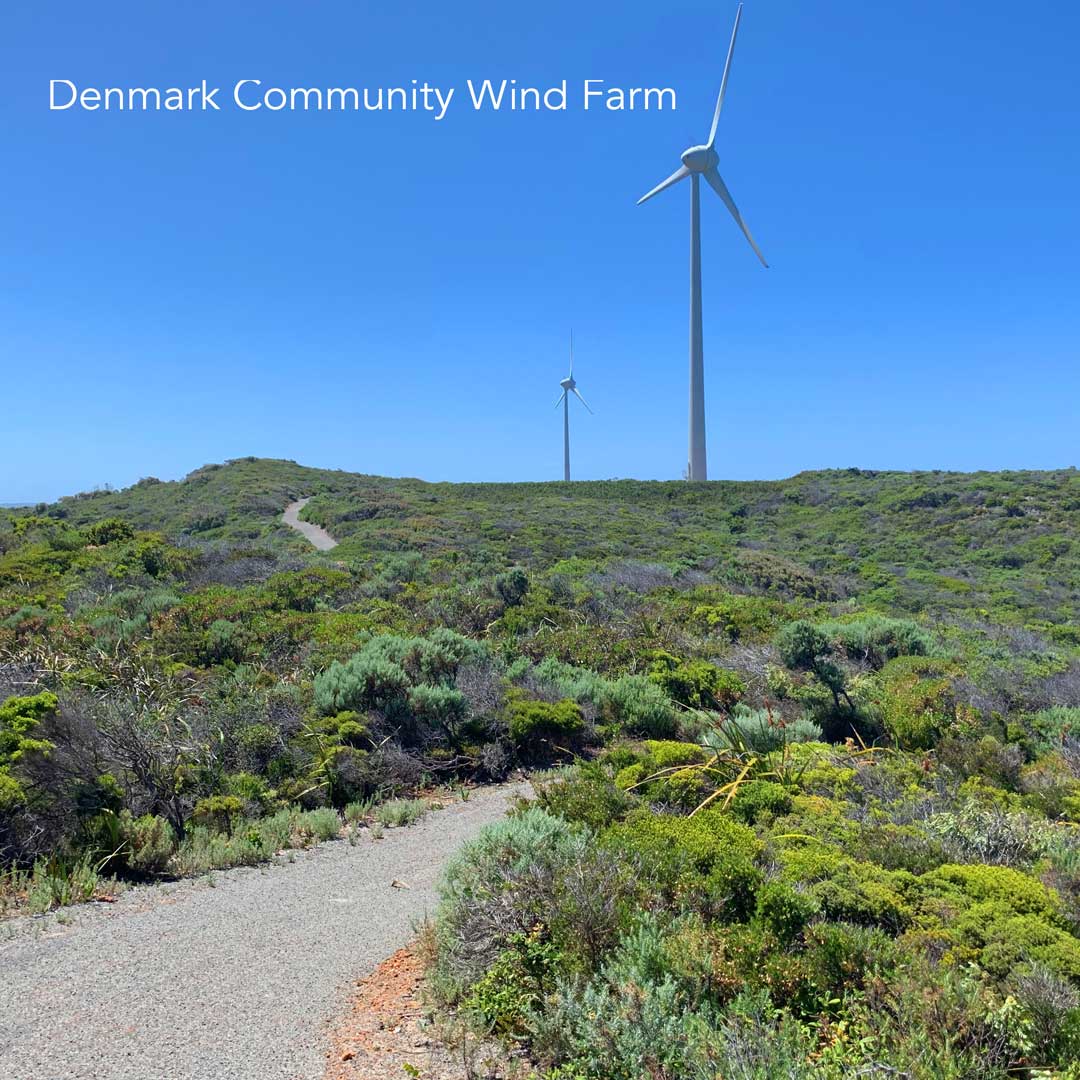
120 812 176 874
433 809 588 1000
374 798 428 827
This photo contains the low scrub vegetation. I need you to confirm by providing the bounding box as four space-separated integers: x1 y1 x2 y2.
3 458 1080 1073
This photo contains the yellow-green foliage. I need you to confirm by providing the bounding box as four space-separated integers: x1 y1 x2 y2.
605 808 762 918
507 697 584 746
914 863 1080 981
919 863 1062 920
874 656 975 750
775 843 916 931
642 740 709 770
731 779 793 824
0 692 57 810
613 740 710 809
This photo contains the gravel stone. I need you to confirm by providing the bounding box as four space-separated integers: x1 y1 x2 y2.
0 784 525 1080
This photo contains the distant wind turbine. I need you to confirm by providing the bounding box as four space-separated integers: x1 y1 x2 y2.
637 2 768 482
555 331 592 481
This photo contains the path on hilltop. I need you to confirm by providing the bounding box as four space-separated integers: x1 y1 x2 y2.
0 784 525 1080
283 497 338 551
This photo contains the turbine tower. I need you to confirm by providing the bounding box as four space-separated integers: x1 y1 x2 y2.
637 2 767 482
555 331 592 481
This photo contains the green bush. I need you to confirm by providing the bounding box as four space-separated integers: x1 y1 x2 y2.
373 798 428 827
531 763 633 831
754 882 818 944
818 615 934 668
494 567 530 607
641 740 708 770
710 705 822 753
604 808 762 919
191 795 244 833
647 653 745 710
507 697 584 747
0 691 56 811
85 518 134 545
731 779 793 824
601 675 676 738
463 929 560 1034
408 684 468 733
433 808 588 1000
119 812 176 875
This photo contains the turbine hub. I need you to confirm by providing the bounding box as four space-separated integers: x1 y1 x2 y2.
560 376 576 390
680 144 718 174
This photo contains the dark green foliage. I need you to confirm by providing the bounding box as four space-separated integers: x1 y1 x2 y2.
494 567 530 607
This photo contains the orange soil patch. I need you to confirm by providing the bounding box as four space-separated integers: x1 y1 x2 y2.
325 944 530 1080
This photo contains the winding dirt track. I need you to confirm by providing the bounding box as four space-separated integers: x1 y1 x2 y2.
0 784 525 1080
283 498 338 551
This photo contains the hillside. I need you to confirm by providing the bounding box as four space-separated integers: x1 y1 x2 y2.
4 457 1080 1076
13 456 1080 625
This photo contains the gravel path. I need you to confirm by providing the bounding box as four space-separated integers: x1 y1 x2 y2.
282 498 338 551
0 784 525 1080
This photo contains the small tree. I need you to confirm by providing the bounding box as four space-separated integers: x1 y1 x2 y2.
495 568 530 608
776 621 853 715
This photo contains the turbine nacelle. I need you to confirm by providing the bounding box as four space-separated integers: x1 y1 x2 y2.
559 375 576 391
680 145 718 174
635 3 767 270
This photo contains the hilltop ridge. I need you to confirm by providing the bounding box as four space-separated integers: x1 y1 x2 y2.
11 456 1079 625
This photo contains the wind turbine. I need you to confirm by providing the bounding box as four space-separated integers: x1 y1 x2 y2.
637 2 767 482
555 331 592 481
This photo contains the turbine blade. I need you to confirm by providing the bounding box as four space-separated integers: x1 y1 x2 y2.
570 329 574 376
637 165 690 205
708 3 743 148
555 391 567 409
704 167 768 267
572 388 593 414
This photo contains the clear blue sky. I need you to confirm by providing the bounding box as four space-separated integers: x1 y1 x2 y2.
2 0 1078 502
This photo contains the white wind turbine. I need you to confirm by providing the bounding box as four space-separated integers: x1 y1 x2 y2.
555 331 592 481
637 2 768 482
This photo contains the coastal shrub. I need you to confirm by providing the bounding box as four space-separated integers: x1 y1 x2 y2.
119 812 175 875
407 684 468 734
530 763 633 831
0 691 57 811
463 928 560 1034
530 917 719 1080
191 795 244 834
819 615 933 668
776 845 914 931
731 779 792 824
708 704 822 753
84 518 134 546
507 697 583 748
600 675 676 738
754 882 818 944
647 654 745 710
494 567 530 607
603 809 761 919
875 656 971 750
1028 707 1080 752
433 809 588 1000
373 798 428 827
